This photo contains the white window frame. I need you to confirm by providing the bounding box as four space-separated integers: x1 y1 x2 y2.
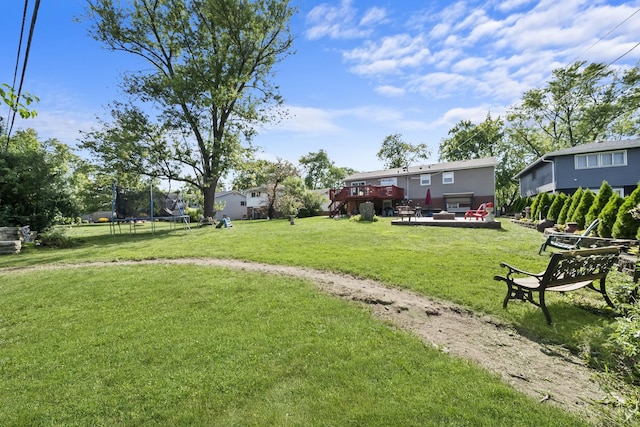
420 174 431 186
575 150 627 169
442 172 454 184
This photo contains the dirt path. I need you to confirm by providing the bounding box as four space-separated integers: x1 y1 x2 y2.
4 258 615 421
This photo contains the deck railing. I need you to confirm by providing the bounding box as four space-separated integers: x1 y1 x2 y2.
330 185 404 201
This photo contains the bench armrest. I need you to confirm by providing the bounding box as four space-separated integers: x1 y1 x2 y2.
498 262 543 279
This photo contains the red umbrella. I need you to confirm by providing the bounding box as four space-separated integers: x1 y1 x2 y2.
425 188 432 206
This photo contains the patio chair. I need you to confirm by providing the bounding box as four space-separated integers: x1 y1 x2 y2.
464 203 488 221
538 218 599 255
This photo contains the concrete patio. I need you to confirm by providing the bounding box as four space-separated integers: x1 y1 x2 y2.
391 216 502 229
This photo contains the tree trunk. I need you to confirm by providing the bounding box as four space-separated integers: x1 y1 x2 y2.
203 182 217 218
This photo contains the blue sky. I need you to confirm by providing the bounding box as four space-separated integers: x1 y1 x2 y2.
2 0 639 176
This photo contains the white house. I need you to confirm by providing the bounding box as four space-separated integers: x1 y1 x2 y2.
244 186 269 219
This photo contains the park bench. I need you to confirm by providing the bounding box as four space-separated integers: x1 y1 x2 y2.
396 205 415 221
494 246 621 324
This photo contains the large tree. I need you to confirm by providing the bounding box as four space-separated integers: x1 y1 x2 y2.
298 149 355 189
376 133 430 169
80 0 295 217
0 129 79 231
439 113 526 209
507 61 640 157
263 158 297 218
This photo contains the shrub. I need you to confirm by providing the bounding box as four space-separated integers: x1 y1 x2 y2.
529 193 542 220
557 195 572 225
530 192 552 220
510 196 532 215
566 187 584 223
631 204 640 240
349 214 379 222
585 181 613 227
184 206 202 223
298 191 324 218
597 193 624 238
547 193 567 222
38 228 73 248
571 188 595 229
612 184 640 239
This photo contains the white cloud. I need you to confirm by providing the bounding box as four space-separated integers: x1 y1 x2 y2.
344 34 431 76
360 6 387 26
497 0 536 13
433 105 500 129
452 57 490 74
264 105 343 135
375 85 405 97
305 0 383 40
407 72 474 98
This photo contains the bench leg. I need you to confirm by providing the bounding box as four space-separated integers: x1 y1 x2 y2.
497 276 553 324
539 291 553 325
539 238 550 255
588 277 615 309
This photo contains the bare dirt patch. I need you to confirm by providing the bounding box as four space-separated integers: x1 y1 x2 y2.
4 258 617 421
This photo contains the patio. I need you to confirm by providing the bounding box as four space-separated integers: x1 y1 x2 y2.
391 216 502 229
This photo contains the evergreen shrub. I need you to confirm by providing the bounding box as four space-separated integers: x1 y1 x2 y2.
612 184 640 239
557 195 572 225
547 193 567 222
585 181 613 227
597 193 624 238
571 188 595 229
566 187 584 223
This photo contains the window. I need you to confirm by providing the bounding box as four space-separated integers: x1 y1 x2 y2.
251 192 260 197
351 181 366 186
240 201 246 206
442 172 454 184
420 174 431 186
613 151 626 165
575 151 626 169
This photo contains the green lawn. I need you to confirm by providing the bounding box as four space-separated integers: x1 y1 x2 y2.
0 217 626 425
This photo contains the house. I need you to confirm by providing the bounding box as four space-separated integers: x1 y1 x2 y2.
244 186 269 219
214 191 247 220
311 188 331 215
514 138 640 198
330 157 497 217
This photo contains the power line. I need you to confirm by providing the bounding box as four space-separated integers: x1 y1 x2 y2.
565 7 640 68
4 0 29 138
6 0 40 144
442 7 640 157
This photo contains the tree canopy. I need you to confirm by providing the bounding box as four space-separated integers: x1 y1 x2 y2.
0 129 80 231
80 0 296 217
298 149 356 189
377 133 430 169
440 61 640 208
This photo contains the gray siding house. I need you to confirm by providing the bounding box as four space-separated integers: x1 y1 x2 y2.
332 157 497 216
514 138 640 197
214 191 247 220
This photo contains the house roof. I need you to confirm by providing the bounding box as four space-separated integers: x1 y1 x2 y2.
215 190 246 199
514 138 640 178
345 157 497 181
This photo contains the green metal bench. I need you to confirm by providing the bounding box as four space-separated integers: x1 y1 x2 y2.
495 246 620 324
